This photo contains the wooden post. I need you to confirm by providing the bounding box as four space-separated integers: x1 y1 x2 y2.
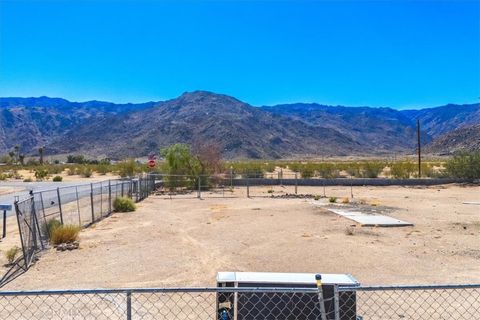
417 119 422 178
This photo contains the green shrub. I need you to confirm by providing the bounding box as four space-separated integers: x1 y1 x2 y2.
52 175 63 182
113 197 136 212
444 152 480 179
95 164 111 175
34 168 49 180
117 159 137 178
389 161 416 179
5 246 20 265
23 178 33 182
314 195 321 201
360 161 385 178
0 173 6 181
49 166 64 174
80 166 93 178
50 225 80 245
299 165 315 179
42 219 62 238
329 196 337 203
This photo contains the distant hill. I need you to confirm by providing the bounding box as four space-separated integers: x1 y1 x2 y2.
0 92 478 159
0 97 156 155
401 103 480 138
261 104 426 152
424 124 480 155
47 91 363 159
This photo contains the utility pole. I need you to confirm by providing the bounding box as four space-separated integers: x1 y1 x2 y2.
417 119 421 178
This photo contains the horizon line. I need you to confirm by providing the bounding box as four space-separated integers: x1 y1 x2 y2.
0 92 478 111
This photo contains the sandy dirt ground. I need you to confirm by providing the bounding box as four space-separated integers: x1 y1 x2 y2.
1 184 479 290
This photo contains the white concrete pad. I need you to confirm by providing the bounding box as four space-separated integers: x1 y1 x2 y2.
312 204 414 227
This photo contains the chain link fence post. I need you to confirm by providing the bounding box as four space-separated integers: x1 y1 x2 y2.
108 180 112 214
90 183 95 223
126 290 132 320
56 187 64 225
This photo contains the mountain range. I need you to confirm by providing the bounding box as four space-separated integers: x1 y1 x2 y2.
0 91 479 159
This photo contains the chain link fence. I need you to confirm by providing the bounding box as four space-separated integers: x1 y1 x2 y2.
4 175 156 287
0 285 478 319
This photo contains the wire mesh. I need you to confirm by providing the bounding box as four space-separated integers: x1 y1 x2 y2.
0 286 478 319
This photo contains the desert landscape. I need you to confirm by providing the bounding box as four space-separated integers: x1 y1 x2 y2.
2 183 478 290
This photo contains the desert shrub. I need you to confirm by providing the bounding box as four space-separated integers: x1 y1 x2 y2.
23 178 32 182
50 225 80 245
49 166 64 174
389 161 416 179
34 168 49 180
113 197 136 212
299 165 315 179
52 175 63 182
267 189 274 194
0 173 6 181
229 161 264 179
314 195 321 201
360 161 385 178
317 163 339 178
444 152 480 179
345 163 361 177
341 197 350 204
344 226 355 236
66 167 76 175
95 164 111 175
80 166 93 178
117 159 137 178
42 218 62 238
329 196 337 203
5 246 20 265
263 163 276 173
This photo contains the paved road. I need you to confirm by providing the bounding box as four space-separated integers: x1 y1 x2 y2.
0 181 96 216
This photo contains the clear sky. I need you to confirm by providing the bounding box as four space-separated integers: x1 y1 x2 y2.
0 0 479 109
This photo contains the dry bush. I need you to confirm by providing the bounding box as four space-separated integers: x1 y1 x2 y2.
344 226 356 236
341 197 350 204
5 246 20 265
50 225 80 245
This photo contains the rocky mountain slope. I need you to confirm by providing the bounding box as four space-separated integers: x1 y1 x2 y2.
424 124 480 154
47 91 363 159
0 92 478 159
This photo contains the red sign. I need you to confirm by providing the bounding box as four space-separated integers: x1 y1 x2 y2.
147 159 156 168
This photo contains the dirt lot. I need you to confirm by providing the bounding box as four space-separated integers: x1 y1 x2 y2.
1 184 479 290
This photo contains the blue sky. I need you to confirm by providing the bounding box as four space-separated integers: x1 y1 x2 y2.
0 0 479 109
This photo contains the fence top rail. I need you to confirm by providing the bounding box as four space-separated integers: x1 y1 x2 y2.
1 283 480 296
339 283 480 292
0 287 320 296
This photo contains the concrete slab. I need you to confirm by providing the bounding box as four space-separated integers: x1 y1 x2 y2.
311 203 414 227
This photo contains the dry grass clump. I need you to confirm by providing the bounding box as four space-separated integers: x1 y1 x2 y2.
344 226 356 236
50 225 80 245
5 246 21 265
341 197 350 204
